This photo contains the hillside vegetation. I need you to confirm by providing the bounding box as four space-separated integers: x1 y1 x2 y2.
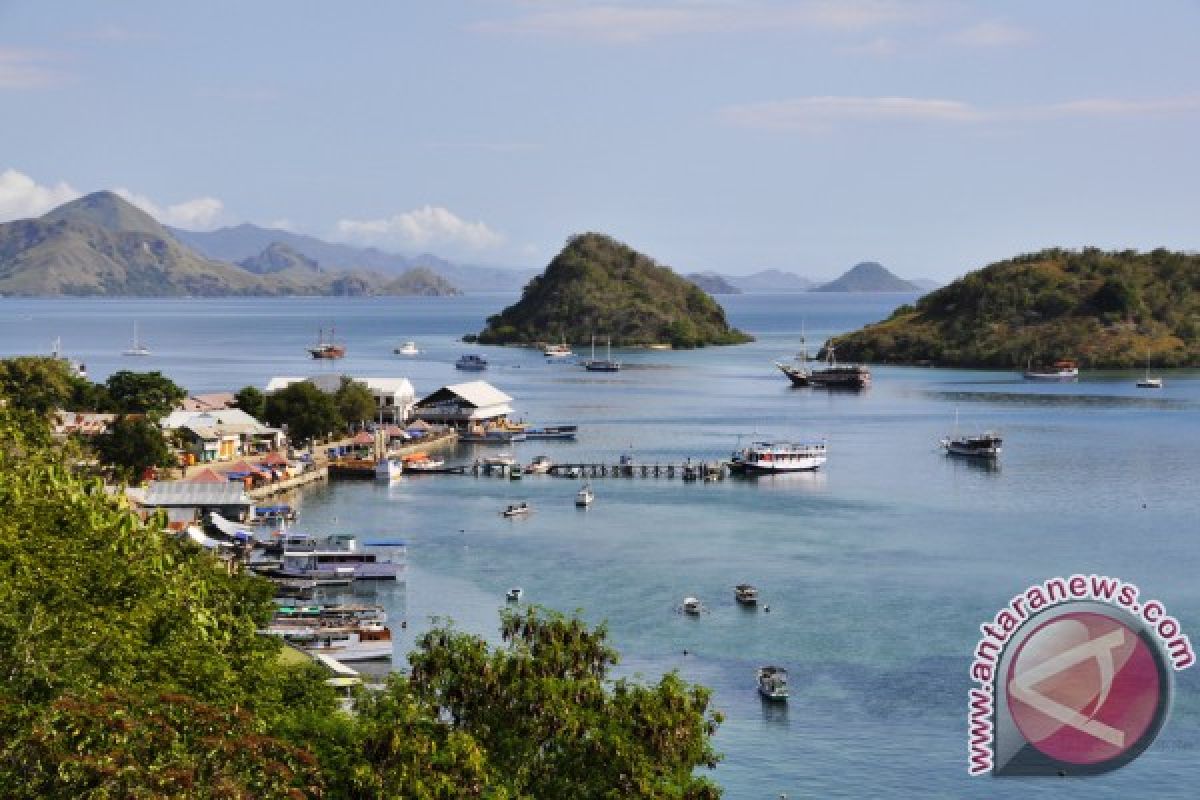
834 248 1200 368
477 233 752 348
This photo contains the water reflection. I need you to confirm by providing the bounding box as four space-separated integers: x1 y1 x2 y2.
760 696 790 728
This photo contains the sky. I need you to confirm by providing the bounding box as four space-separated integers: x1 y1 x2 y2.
1 0 1198 280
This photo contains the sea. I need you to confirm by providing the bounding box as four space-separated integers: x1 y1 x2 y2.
2 293 1199 799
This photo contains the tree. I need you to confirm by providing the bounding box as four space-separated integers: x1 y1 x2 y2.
92 415 175 481
104 370 187 417
334 377 376 429
263 381 342 444
0 357 91 414
234 385 266 420
408 607 723 799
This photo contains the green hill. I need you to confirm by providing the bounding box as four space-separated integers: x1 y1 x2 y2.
813 261 919 292
382 266 461 296
477 233 752 348
237 242 321 275
834 248 1200 368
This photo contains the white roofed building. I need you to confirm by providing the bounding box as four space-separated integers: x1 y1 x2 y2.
265 375 416 424
160 408 284 463
414 381 514 428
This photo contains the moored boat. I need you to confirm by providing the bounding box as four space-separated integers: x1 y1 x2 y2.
523 425 578 440
309 327 346 359
1023 359 1078 380
482 453 517 468
729 441 827 473
527 455 553 474
1136 356 1163 388
735 584 759 605
395 341 420 356
455 353 488 371
808 340 870 389
940 432 1002 458
273 538 406 582
402 452 446 472
682 596 704 615
757 665 789 701
543 337 573 358
506 587 523 602
273 624 393 661
575 483 594 507
375 457 403 481
502 502 531 517
582 335 621 372
122 322 151 357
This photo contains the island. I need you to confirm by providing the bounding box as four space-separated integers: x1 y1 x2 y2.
685 271 742 295
476 233 753 348
832 248 1200 368
812 261 920 292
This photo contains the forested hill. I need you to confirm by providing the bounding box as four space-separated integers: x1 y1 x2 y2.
833 248 1200 368
477 233 752 348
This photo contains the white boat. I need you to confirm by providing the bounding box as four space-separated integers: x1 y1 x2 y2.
757 665 789 701
1137 357 1163 388
582 335 621 372
543 337 573 358
527 455 553 474
51 336 88 378
575 483 594 507
402 453 446 472
375 457 403 481
502 502 531 517
682 596 703 615
273 624 393 661
941 432 1002 458
483 453 517 468
122 322 151 356
729 441 827 473
735 584 759 605
395 341 420 356
506 587 523 602
456 353 488 371
1023 359 1079 380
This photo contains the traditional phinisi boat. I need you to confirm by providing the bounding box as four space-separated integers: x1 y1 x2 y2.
807 340 870 389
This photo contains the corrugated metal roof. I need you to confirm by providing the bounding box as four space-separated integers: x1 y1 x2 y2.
417 380 512 409
143 481 252 507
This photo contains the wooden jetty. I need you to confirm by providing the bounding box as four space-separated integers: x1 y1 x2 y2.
473 460 727 480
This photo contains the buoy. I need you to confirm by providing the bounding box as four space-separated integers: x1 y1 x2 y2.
764 606 771 613
683 649 689 655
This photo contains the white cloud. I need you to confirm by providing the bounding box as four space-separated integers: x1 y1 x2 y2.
114 188 225 229
947 20 1033 48
477 0 922 43
0 48 61 89
335 206 505 252
0 169 79 220
720 94 1200 131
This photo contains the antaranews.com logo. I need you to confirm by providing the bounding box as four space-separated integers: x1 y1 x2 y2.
968 574 1194 776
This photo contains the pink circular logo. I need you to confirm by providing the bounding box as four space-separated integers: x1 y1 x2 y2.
1006 611 1163 765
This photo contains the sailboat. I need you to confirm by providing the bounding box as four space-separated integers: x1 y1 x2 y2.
309 326 346 359
1136 355 1163 389
122 323 151 356
582 335 621 372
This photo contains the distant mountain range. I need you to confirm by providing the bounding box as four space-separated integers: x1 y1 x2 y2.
0 192 461 296
685 272 742 294
812 262 920 292
173 223 535 292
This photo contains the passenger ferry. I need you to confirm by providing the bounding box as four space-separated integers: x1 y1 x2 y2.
455 353 488 371
276 538 405 582
729 441 827 473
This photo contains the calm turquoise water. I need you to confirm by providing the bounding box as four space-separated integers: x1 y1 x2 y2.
3 294 1199 798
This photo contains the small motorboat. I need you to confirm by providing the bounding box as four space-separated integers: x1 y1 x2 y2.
506 587 523 603
941 432 1002 458
402 453 446 472
734 584 759 606
482 454 516 468
502 502 531 517
374 457 403 481
757 666 789 701
682 596 704 616
575 483 594 507
543 338 573 359
1023 359 1078 380
527 455 553 474
456 353 488 371
395 341 420 356
1137 377 1164 389
509 466 523 480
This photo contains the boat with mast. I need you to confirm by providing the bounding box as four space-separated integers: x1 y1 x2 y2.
1136 355 1163 388
582 335 621 372
940 410 1002 458
309 326 346 359
775 328 811 387
122 322 151 357
807 340 870 389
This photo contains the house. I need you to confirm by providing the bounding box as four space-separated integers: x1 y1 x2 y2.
179 392 237 412
413 381 514 429
160 408 285 463
265 375 416 424
137 480 255 524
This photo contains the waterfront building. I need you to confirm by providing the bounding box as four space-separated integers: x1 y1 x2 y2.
159 408 285 463
413 381 514 429
265 375 415 424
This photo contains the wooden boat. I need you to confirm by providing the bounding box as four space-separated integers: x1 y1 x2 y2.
941 432 1002 458
1023 359 1078 380
808 340 870 388
735 584 759 605
455 353 488 371
757 666 789 701
309 327 346 359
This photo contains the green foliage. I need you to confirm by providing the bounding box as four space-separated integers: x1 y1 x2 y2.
408 607 723 799
0 689 325 799
234 385 267 419
0 356 92 414
105 369 187 416
91 414 176 481
835 248 1200 367
334 377 377 428
477 232 753 348
263 380 343 444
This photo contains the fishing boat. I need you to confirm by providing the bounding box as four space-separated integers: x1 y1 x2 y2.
735 584 759 605
682 596 704 615
757 666 789 701
807 340 870 389
502 502 531 517
729 441 827 473
1137 356 1163 388
122 322 151 356
941 432 1002 458
394 341 420 356
506 587 523 602
575 483 594 507
455 353 488 371
482 453 516 468
523 425 579 440
527 455 553 474
543 336 573 359
309 327 346 359
375 457 403 481
1023 359 1078 380
401 453 447 473
582 336 621 372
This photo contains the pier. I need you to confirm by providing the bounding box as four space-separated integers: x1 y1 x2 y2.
248 466 328 499
474 460 728 480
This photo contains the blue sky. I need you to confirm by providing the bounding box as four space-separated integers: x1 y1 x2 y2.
1 1 1198 280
